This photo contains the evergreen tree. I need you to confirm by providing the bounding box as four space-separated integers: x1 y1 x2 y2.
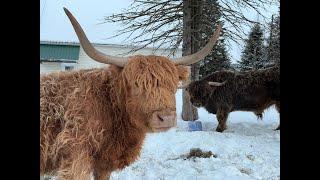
199 0 231 78
266 13 280 66
238 23 265 71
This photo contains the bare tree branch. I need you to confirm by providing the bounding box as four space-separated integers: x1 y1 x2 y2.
101 0 279 55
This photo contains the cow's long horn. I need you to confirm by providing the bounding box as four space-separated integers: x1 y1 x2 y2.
64 8 128 67
208 81 227 86
173 24 222 65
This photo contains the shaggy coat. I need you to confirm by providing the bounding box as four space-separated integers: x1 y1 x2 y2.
40 56 189 180
186 66 280 132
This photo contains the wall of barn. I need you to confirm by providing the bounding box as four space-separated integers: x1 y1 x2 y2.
40 44 182 74
40 62 62 74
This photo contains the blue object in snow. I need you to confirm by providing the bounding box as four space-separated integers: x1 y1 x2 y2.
188 121 203 131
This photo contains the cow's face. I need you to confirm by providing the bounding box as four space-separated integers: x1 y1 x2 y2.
186 81 213 107
123 56 190 132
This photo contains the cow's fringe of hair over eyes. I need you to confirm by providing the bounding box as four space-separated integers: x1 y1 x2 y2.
123 56 179 95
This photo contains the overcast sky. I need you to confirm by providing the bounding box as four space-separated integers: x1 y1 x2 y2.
40 0 278 63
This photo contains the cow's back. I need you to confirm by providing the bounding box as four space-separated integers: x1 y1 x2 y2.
232 67 280 111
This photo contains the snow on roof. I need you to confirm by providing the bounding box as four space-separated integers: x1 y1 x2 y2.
40 40 182 51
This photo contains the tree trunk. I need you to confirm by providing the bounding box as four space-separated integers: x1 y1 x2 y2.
181 0 202 121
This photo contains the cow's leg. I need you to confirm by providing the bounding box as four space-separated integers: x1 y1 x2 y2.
93 158 112 180
275 102 280 130
56 150 93 180
93 168 111 180
254 110 263 120
216 107 230 132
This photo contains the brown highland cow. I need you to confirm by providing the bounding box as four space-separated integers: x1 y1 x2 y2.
40 8 221 180
185 66 280 132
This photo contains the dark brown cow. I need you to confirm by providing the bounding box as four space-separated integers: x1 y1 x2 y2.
186 66 280 132
40 8 221 180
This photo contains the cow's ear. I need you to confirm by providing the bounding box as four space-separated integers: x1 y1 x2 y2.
177 65 190 81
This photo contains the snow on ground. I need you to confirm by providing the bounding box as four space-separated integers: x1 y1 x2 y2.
110 90 280 180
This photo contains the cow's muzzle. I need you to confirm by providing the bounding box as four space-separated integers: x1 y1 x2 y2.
150 110 177 132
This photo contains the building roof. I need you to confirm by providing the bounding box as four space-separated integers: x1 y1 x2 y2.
40 40 183 63
40 40 183 51
40 41 80 46
40 40 131 48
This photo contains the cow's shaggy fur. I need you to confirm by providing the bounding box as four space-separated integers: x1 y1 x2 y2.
40 55 189 180
186 66 280 132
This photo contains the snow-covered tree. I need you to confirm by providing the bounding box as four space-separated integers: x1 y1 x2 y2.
238 23 265 71
199 0 231 78
266 13 280 66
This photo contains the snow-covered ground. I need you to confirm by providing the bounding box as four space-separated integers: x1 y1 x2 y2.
110 90 280 180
